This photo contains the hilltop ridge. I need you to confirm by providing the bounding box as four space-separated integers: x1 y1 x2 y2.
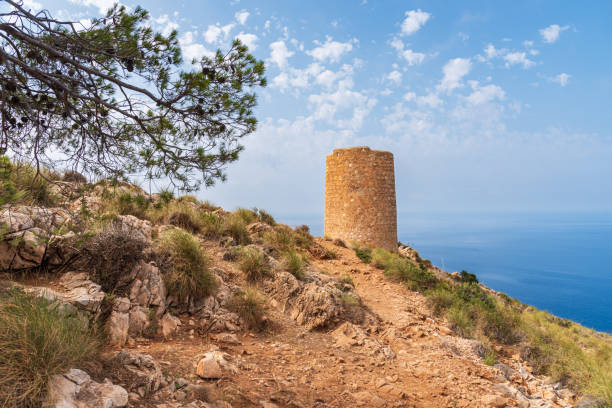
0 174 610 408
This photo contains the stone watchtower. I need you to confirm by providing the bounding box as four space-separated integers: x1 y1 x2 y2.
324 146 397 251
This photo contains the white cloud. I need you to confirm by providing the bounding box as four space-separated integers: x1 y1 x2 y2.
308 85 377 131
386 70 402 85
401 49 426 65
315 64 353 88
306 36 354 63
269 40 294 68
466 83 506 105
484 44 499 59
180 31 213 63
203 23 235 44
235 10 250 25
503 52 535 69
401 9 431 36
416 92 443 108
391 38 426 65
154 14 179 37
539 24 569 43
264 20 271 31
438 58 471 93
22 0 42 10
551 73 571 87
236 33 258 50
69 0 115 14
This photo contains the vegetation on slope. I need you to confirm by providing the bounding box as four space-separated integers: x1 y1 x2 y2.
357 244 612 405
158 229 217 302
0 288 100 407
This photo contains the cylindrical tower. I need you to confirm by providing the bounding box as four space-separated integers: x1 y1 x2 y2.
324 146 397 251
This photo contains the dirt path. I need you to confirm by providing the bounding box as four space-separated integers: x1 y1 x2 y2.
116 238 517 408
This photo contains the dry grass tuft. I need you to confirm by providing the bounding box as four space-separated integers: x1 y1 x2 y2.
238 247 269 282
158 229 217 302
0 288 100 407
227 286 267 331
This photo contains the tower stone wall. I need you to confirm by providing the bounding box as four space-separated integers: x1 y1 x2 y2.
324 146 397 251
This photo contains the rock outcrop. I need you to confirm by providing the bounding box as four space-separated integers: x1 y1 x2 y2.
47 369 128 408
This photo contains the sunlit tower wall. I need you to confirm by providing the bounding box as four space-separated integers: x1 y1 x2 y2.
324 146 397 252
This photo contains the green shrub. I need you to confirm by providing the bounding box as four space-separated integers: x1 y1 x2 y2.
459 270 479 284
283 249 305 280
339 274 355 287
263 226 295 251
1 160 60 207
0 288 100 407
227 287 267 331
354 248 372 263
447 304 474 337
427 285 455 316
178 194 198 204
238 247 269 282
62 170 87 183
167 211 200 233
198 200 217 212
158 189 175 205
158 229 217 302
116 192 150 219
483 350 497 366
222 214 251 245
201 213 224 239
384 256 437 291
340 293 360 306
294 225 313 248
256 209 276 226
234 208 257 224
371 248 393 269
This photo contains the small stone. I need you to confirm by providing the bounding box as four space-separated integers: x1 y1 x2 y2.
481 394 508 407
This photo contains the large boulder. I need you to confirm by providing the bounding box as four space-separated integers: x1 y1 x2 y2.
263 268 365 330
195 351 238 379
109 350 163 397
0 206 77 271
47 368 128 408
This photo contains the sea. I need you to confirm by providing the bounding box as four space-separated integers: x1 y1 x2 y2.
279 212 612 334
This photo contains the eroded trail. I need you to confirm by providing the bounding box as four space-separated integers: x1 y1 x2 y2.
116 238 566 408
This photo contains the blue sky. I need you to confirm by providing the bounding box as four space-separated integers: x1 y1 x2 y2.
29 0 612 215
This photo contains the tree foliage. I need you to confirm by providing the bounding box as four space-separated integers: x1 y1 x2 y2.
0 1 266 191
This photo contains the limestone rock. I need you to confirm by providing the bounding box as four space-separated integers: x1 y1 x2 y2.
106 298 131 346
59 272 105 312
331 322 394 360
114 214 152 241
212 332 241 345
480 394 508 407
47 368 128 408
125 261 167 313
196 351 237 379
0 206 77 271
110 350 163 396
128 305 150 336
246 222 272 235
351 391 386 407
160 313 181 338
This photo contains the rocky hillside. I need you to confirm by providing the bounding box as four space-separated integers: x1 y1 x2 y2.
0 176 610 408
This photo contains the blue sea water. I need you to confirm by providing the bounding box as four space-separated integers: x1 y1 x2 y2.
280 212 612 333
